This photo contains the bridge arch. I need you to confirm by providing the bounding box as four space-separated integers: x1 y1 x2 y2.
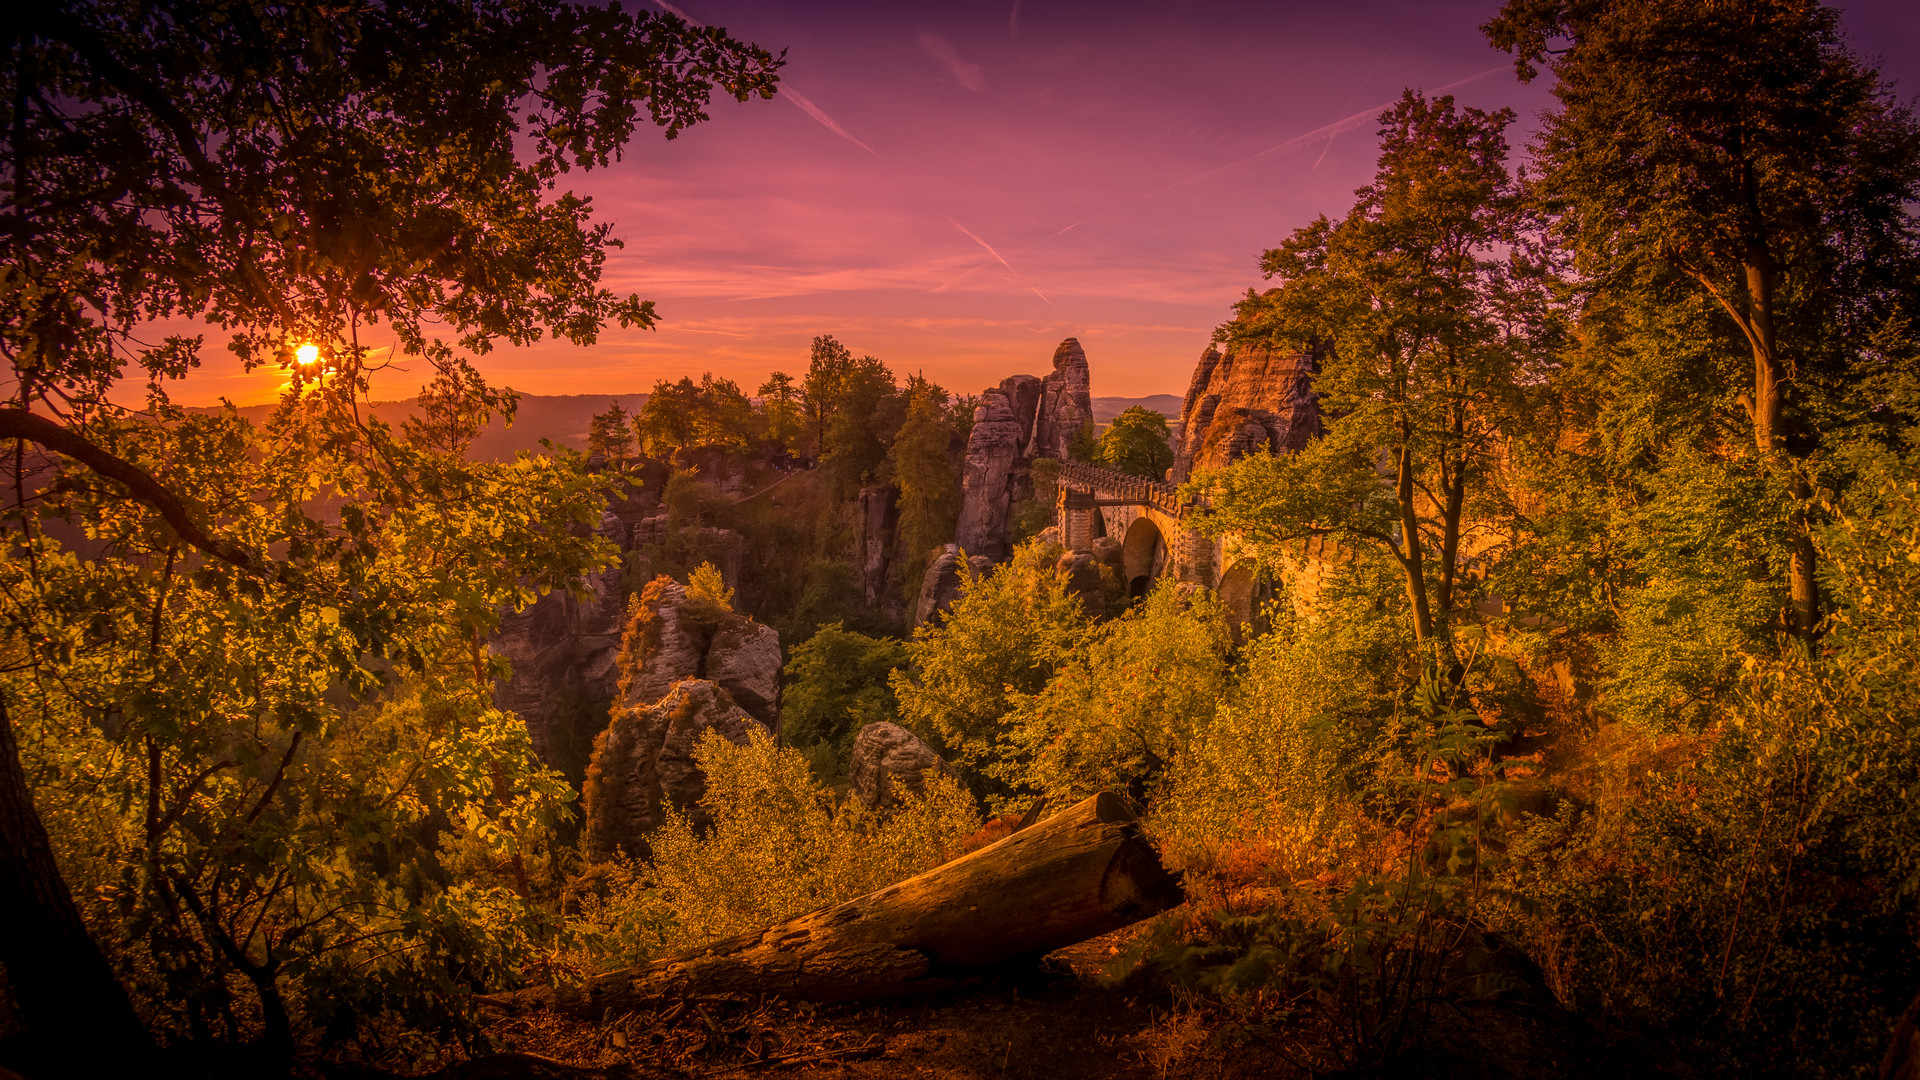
1217 559 1274 643
1122 517 1166 598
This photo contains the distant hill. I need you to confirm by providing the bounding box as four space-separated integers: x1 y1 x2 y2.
1093 395 1182 423
187 393 648 463
187 391 1181 462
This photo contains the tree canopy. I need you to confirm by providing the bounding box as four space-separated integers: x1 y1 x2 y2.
0 1 780 1067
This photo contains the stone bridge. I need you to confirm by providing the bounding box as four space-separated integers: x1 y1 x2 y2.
1053 461 1274 634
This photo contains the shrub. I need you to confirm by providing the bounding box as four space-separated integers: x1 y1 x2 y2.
1001 580 1232 808
890 538 1087 800
780 623 910 781
557 727 978 974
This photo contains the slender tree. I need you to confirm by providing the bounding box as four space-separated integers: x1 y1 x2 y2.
1189 92 1547 649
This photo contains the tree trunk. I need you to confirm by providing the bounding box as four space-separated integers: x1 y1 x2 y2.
1744 255 1821 639
488 792 1183 1015
0 699 151 1063
1395 435 1434 641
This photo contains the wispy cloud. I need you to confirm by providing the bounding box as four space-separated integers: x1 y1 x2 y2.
920 32 987 91
1009 0 1025 40
780 87 883 157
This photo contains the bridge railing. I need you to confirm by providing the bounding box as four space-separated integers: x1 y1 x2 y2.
1055 460 1186 516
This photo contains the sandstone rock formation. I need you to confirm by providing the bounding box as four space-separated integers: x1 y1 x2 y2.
492 475 668 777
857 484 899 608
617 576 781 730
848 722 955 809
1056 551 1105 619
582 679 766 860
1169 342 1319 484
1031 338 1095 460
952 338 1095 559
912 544 995 629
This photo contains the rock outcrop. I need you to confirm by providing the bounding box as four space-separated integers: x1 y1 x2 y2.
582 679 765 860
912 544 995 629
857 484 899 608
1030 338 1095 460
952 338 1096 559
617 576 781 730
1169 342 1319 484
848 722 955 809
492 475 669 777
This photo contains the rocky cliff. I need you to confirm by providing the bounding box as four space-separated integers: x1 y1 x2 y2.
951 337 1094 560
1169 342 1319 484
578 576 783 860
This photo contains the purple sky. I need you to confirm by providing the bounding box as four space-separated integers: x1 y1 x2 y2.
178 0 1920 406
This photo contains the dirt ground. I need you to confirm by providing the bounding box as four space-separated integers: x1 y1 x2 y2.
451 931 1304 1080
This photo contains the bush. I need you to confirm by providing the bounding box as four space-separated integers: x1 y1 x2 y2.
780 624 910 781
890 538 1087 801
557 727 978 975
1158 553 1413 869
1002 580 1232 808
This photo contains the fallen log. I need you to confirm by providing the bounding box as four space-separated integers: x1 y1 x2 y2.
492 791 1181 1014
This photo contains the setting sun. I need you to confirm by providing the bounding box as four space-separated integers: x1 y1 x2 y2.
294 343 320 366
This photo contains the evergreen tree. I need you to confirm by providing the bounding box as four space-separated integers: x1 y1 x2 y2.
587 401 636 467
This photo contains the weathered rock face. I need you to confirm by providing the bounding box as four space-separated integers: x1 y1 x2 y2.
1056 551 1105 619
857 484 899 608
492 475 668 777
582 679 765 860
705 620 782 728
912 544 996 629
617 576 782 730
952 338 1096 560
849 722 955 809
1031 338 1095 461
1170 343 1319 484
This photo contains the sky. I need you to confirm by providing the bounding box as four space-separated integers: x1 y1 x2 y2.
174 0 1920 406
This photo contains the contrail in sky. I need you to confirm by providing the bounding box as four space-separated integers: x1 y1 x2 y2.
1028 64 1507 248
948 218 1015 271
1129 64 1507 205
651 0 882 158
1316 48 1392 170
781 87 884 158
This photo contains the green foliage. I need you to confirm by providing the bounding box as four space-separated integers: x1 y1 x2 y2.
1196 91 1547 646
890 377 962 597
633 374 758 457
803 336 907 489
780 625 910 781
586 401 637 467
1099 407 1175 479
12 407 612 1051
1597 451 1790 731
891 539 1089 801
558 728 978 972
1002 581 1233 808
1067 421 1102 464
757 372 806 451
1134 664 1523 1075
685 561 735 611
1160 554 1415 856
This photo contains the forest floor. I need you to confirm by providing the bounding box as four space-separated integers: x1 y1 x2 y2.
440 923 1649 1080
